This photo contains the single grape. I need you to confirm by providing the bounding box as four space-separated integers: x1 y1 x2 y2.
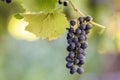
79 23 86 30
78 48 84 54
63 1 69 6
77 68 84 74
67 39 72 44
70 65 77 72
79 59 86 65
6 0 11 3
74 59 79 64
85 30 90 34
75 42 81 48
82 51 87 56
72 37 78 43
75 28 81 35
66 62 73 68
68 51 75 58
84 35 88 40
69 42 75 49
65 56 73 62
85 24 93 30
85 16 93 22
58 0 62 4
78 35 85 42
70 70 75 74
81 30 86 35
81 41 88 49
77 54 84 60
68 27 74 33
67 46 73 51
78 17 84 23
67 33 73 39
70 20 76 26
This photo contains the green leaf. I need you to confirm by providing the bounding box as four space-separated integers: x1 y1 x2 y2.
22 0 57 12
14 13 23 19
23 11 69 40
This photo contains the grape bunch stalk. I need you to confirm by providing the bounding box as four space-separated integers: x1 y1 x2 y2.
66 16 93 74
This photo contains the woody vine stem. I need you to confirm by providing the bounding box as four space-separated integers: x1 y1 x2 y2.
69 0 105 28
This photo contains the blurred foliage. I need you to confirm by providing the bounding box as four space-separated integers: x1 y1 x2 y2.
0 0 120 80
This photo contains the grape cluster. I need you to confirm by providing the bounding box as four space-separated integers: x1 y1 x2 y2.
2 0 12 3
58 0 69 6
66 16 93 74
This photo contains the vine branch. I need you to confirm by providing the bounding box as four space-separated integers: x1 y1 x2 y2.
69 0 105 28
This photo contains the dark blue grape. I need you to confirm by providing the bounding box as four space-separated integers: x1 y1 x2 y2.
65 56 73 62
85 24 92 30
67 38 72 44
67 27 74 33
77 68 84 74
82 51 87 56
78 48 84 54
77 54 84 60
66 62 73 68
85 30 90 34
75 28 81 35
58 0 62 4
68 51 75 58
75 42 81 48
72 37 78 43
70 20 76 26
70 65 77 72
63 1 68 6
78 17 84 23
85 16 93 22
81 30 86 35
79 59 86 65
6 0 11 3
67 46 73 51
79 23 86 30
69 42 75 49
78 35 85 42
67 33 73 39
85 35 88 40
74 59 79 64
81 41 88 49
70 70 75 74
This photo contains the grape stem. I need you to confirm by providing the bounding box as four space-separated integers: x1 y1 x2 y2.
69 0 105 28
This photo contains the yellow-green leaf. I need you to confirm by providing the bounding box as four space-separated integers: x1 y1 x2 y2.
22 0 57 12
23 12 69 40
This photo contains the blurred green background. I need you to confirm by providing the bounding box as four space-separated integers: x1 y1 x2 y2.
0 0 120 80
